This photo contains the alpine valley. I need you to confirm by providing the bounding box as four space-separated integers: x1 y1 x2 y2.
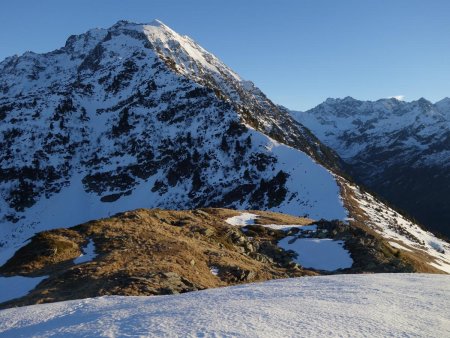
0 19 449 312
291 97 450 237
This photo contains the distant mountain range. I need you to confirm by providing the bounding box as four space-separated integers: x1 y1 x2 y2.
291 97 450 237
0 19 449 280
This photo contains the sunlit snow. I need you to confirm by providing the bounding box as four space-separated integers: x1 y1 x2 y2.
225 213 258 226
73 239 97 265
0 274 448 337
349 184 450 273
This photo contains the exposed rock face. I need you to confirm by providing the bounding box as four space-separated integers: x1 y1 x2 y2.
292 97 450 237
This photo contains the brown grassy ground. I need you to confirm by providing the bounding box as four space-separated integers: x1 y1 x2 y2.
0 208 315 309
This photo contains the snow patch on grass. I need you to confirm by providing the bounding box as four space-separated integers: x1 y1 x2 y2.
278 237 353 271
74 239 97 265
226 212 318 232
210 266 219 276
262 224 318 232
389 241 412 252
225 213 258 226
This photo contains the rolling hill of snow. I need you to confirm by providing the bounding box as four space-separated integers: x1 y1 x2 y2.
0 274 448 337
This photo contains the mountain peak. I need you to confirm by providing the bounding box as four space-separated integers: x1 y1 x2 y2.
435 97 450 115
435 97 450 106
0 17 345 250
150 18 166 27
415 97 433 109
342 95 356 101
322 96 357 107
109 19 172 34
437 96 450 102
112 19 130 27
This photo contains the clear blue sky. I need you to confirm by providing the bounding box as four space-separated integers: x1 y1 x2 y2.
1 0 449 110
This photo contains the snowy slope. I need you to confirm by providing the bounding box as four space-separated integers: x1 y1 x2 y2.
0 274 448 337
345 183 450 273
0 276 47 304
0 127 346 261
291 97 450 237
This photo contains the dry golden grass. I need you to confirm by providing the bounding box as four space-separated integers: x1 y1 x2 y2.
0 208 313 308
250 210 313 226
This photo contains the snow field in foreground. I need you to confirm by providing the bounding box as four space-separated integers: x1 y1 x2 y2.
0 274 448 337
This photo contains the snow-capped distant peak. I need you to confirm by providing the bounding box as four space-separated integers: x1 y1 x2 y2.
435 97 450 114
388 95 405 101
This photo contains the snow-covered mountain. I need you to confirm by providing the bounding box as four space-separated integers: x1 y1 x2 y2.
0 20 344 248
292 97 450 237
0 274 449 337
1 20 449 273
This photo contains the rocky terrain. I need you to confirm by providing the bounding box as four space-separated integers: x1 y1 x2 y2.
0 207 443 309
292 97 450 237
